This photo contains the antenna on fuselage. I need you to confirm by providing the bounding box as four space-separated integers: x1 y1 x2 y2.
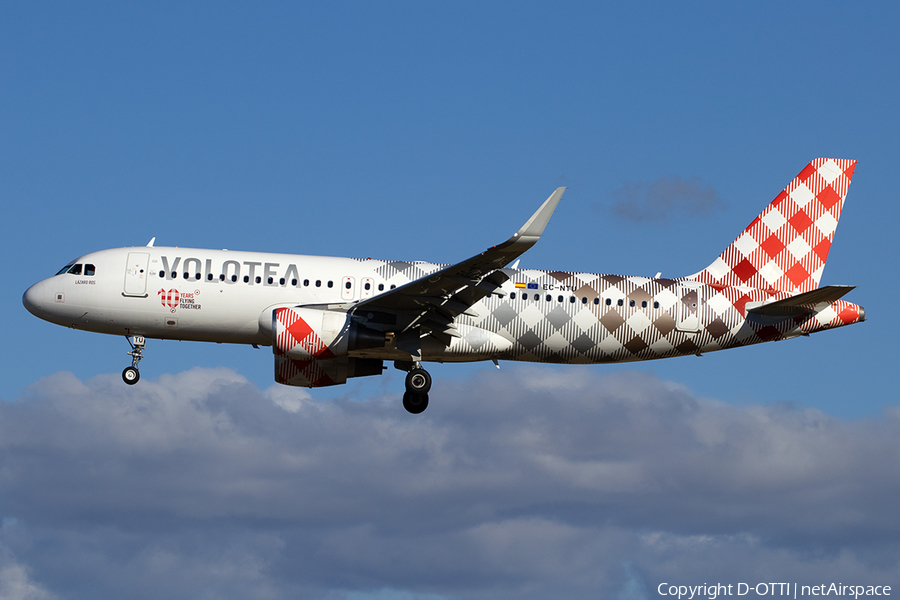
146 237 156 247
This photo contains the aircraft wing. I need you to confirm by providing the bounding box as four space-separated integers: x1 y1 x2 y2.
347 187 565 347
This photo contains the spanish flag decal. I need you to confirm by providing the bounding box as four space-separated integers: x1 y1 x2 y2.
515 282 527 289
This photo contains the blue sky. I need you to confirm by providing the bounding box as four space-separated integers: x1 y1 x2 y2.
4 2 896 418
2 3 899 598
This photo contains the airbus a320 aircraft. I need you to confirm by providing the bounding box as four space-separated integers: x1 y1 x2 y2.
23 158 864 413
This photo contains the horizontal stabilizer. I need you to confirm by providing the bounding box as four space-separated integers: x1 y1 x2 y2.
747 285 855 316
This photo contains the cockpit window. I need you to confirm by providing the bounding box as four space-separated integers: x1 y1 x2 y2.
56 263 95 276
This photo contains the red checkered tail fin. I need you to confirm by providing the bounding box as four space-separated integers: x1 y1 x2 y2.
693 158 856 293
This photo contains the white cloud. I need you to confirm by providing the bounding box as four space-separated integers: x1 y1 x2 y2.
0 367 898 599
0 526 55 600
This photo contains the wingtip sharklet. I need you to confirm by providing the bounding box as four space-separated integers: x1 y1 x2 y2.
515 187 565 239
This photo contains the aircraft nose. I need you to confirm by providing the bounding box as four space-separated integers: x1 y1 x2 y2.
23 281 45 317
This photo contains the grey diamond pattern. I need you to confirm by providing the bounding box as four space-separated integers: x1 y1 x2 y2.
426 267 844 365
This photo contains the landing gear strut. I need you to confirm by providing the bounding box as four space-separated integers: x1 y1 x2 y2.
396 361 431 414
123 335 145 385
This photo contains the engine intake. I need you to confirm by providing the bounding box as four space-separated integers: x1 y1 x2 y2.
273 306 384 359
272 307 386 388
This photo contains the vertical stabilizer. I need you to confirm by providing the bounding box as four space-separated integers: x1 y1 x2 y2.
693 158 856 293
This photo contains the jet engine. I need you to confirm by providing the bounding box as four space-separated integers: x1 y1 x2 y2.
272 306 385 387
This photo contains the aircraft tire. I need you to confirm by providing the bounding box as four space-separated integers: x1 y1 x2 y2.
405 368 432 395
403 391 428 414
122 366 140 385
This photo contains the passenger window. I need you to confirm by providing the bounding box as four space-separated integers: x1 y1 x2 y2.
629 300 635 307
268 277 274 284
68 264 82 275
172 272 178 279
378 284 384 291
292 279 297 286
219 274 225 281
183 272 190 280
345 281 351 289
365 282 371 290
617 299 623 306
315 280 321 287
510 292 516 300
207 274 213 281
159 270 165 278
195 273 201 280
303 279 309 286
569 296 575 303
327 281 333 288
654 301 660 309
84 264 96 276
244 276 250 283
546 295 551 302
256 277 262 284
642 301 647 308
557 295 563 302
280 278 285 285
231 275 238 282
582 297 587 304
390 284 396 289
605 298 611 306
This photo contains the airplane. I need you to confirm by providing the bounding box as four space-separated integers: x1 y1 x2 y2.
23 158 864 414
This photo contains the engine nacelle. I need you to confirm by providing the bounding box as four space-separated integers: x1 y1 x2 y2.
273 306 385 359
274 354 384 388
272 307 385 388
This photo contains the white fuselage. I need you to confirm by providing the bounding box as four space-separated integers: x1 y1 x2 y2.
23 245 864 371
26 247 406 346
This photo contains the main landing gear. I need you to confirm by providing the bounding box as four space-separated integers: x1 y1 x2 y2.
122 335 145 385
396 361 432 414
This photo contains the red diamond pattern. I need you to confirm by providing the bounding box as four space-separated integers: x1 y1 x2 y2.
760 234 785 259
732 259 757 283
788 210 813 234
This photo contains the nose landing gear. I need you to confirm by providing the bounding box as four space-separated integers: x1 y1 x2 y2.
122 336 145 385
396 361 431 414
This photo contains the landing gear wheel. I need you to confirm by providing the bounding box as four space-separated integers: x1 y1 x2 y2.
403 391 429 414
405 368 432 395
122 366 140 385
123 335 146 386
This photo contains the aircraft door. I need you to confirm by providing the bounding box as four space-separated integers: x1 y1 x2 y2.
123 252 150 297
676 283 701 333
341 276 355 300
